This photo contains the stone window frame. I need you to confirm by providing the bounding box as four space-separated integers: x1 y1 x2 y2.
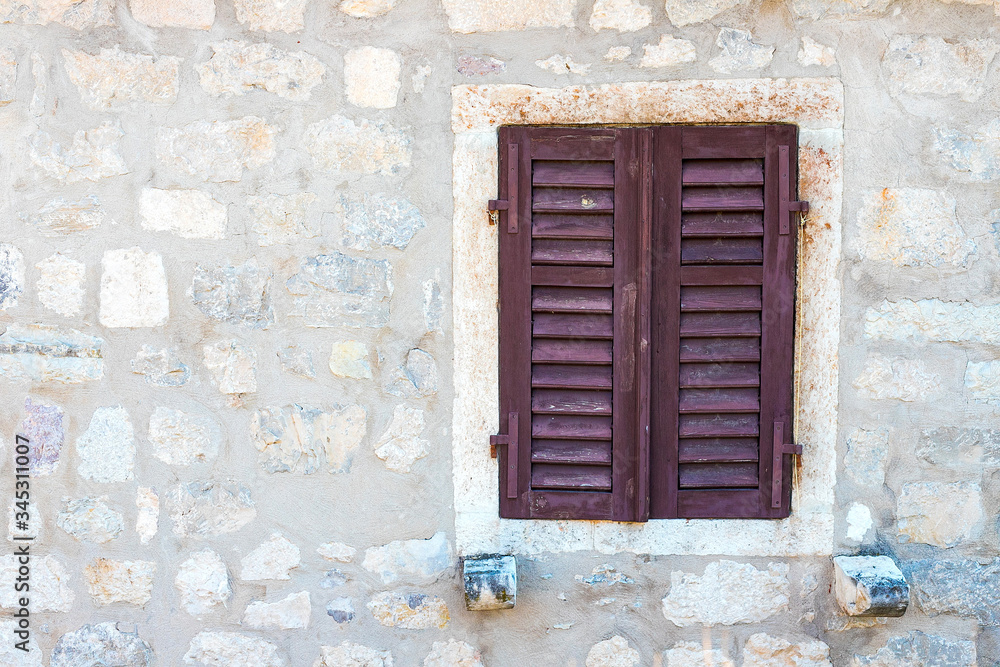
451 79 843 556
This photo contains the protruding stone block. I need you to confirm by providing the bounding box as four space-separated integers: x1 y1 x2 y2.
463 554 516 610
834 555 908 617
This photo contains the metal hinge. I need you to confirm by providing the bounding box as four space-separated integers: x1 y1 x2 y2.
779 145 809 235
771 421 803 508
490 412 519 499
487 199 508 226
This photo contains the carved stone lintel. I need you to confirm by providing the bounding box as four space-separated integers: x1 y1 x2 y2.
463 554 516 611
834 555 909 617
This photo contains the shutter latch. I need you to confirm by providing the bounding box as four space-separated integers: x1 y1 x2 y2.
771 421 803 508
490 412 519 499
778 145 809 235
487 199 509 226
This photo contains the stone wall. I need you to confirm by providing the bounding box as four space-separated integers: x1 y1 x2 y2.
0 0 998 665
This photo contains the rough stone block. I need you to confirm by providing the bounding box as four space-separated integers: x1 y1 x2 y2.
897 481 982 547
76 405 136 483
240 533 301 580
175 549 231 616
339 0 397 16
318 541 356 562
864 299 1000 343
934 119 1000 180
203 340 257 394
198 40 324 101
844 427 888 485
386 348 438 397
790 0 890 19
852 356 939 402
191 259 274 329
140 188 227 239
907 558 1000 625
883 35 999 101
0 620 43 666
30 121 128 182
234 0 307 31
99 247 169 328
329 341 372 379
663 641 733 667
305 115 411 174
665 0 745 25
0 554 74 612
742 633 832 667
341 193 425 250
249 192 318 246
374 405 429 473
851 631 976 667
639 35 697 68
167 480 257 537
26 196 106 236
368 591 449 629
587 636 639 667
833 556 908 617
63 47 179 110
441 0 575 32
84 558 156 606
0 324 103 383
576 564 633 586
536 54 591 75
363 532 454 584
425 640 485 667
845 503 873 543
315 642 391 667
279 344 315 378
36 253 85 317
128 0 215 29
424 277 443 333
662 560 789 626
325 598 355 624
243 591 311 629
463 554 516 610
589 0 650 32
457 55 506 76
798 36 836 67
19 397 63 475
135 487 158 545
131 345 189 386
156 117 276 182
0 244 23 311
184 632 283 667
51 623 152 667
57 497 124 543
917 427 1000 468
965 360 1000 404
344 47 401 109
149 407 220 466
709 28 774 73
286 253 392 328
251 404 367 473
0 0 115 29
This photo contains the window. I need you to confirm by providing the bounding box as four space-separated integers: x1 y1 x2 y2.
492 125 804 522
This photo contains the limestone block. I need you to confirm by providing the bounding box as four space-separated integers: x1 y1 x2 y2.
318 541 356 562
0 554 74 612
605 46 632 61
663 641 733 667
463 554 515 610
149 407 219 466
851 631 976 667
0 244 23 310
198 41 324 101
363 532 454 584
76 405 135 483
917 427 1000 468
184 632 284 667
20 397 63 475
140 188 227 239
191 259 274 329
662 560 790 626
342 193 426 250
424 278 443 333
386 348 438 397
0 0 115 29
204 340 257 394
639 35 697 68
590 0 651 32
57 496 124 543
934 119 1000 180
156 117 276 182
907 558 1000 625
966 360 1000 404
132 345 190 386
30 121 128 182
167 480 257 537
251 404 367 473
26 195 106 236
36 253 85 317
536 54 592 75
99 248 169 328
833 555 908 617
249 192 318 246
344 47 401 109
128 0 215 29
441 0 575 32
374 405 429 473
51 623 153 667
63 47 179 110
664 0 745 25
844 427 888 485
240 533 301 580
234 0 307 31
0 325 103 383
884 35 999 102
856 189 973 267
136 486 158 545
742 634 832 667
326 598 355 624
84 558 155 606
339 0 397 17
0 620 43 666
0 48 14 104
790 0 891 18
845 503 873 542
315 642 391 667
329 341 373 379
244 591 311 629
279 345 315 378
424 639 485 667
798 36 836 66
586 636 640 667
306 115 410 174
853 356 939 402
368 591 449 629
865 300 1000 343
457 55 506 76
709 28 774 73
287 253 393 328
175 549 232 615
897 481 982 547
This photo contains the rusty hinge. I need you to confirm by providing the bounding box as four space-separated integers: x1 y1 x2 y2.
488 144 518 233
779 145 809 235
487 199 508 226
490 412 519 499
771 421 803 508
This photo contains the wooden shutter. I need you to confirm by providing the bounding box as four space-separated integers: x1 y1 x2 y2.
496 127 649 521
650 125 798 519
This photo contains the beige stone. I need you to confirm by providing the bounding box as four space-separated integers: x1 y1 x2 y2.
853 356 940 402
243 591 311 629
315 642 392 667
664 0 745 25
128 0 215 29
742 633 832 667
790 0 891 19
368 591 449 629
175 549 232 616
240 533 301 580
27 196 105 236
148 407 220 466
156 117 276 182
329 341 373 379
442 0 576 32
344 47 401 109
252 404 368 473
83 558 155 606
424 639 484 667
140 188 227 239
339 0 397 16
36 253 85 317
318 541 356 562
897 481 983 547
136 486 158 545
234 0 306 31
798 36 836 67
63 47 179 110
168 480 257 537
884 35 999 101
204 340 257 394
57 496 124 544
586 636 640 667
30 122 128 183
198 40 325 101
864 299 1000 343
639 35 697 68
306 115 411 174
662 560 790 626
0 554 74 612
604 46 632 61
185 632 284 666
374 405 429 473
248 192 318 246
0 0 114 29
589 0 651 32
536 54 592 75
663 641 734 667
99 247 169 328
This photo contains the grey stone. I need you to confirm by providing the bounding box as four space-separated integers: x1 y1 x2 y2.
639 35 697 68
62 47 180 110
76 405 136 483
367 591 450 629
57 496 124 543
662 560 790 626
864 299 1000 343
917 427 1000 468
167 480 257 538
197 40 325 101
203 340 257 394
423 277 444 333
279 344 315 378
966 360 1000 404
790 0 891 19
29 121 128 182
742 634 832 667
25 195 106 236
709 28 774 74
851 631 976 667
51 622 153 667
251 404 367 473
457 55 506 76
156 117 276 182
286 253 393 328
0 324 104 384
131 345 190 386
341 194 426 250
20 397 63 475
575 564 634 586
374 405 429 473
316 642 391 667
304 115 411 174
934 119 1000 180
175 549 232 616
0 244 24 310
36 253 86 316
249 192 319 246
883 35 999 102
665 0 746 25
0 554 74 612
897 481 982 547
191 259 274 329
0 620 43 666
464 554 516 610
833 556 908 617
326 597 355 623
906 558 1000 625
386 348 438 397
853 356 940 402
321 569 347 588
0 0 115 29
148 407 220 466
362 532 455 584
844 427 888 486
184 631 285 667
240 533 301 580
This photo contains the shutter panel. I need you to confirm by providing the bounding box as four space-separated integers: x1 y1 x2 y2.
497 127 648 521
650 125 798 519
